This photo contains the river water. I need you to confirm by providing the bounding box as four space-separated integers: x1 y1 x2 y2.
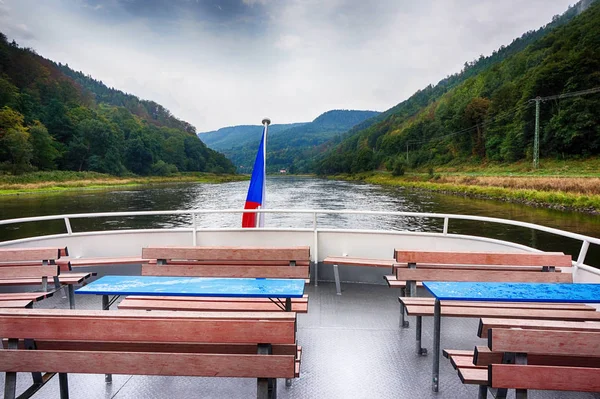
1 176 599 267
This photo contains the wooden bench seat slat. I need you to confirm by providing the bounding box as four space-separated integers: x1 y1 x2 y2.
142 265 309 279
404 305 600 321
0 350 296 378
0 265 59 279
0 273 94 286
0 292 54 301
125 294 308 303
443 349 473 358
149 260 311 266
490 364 600 392
0 248 63 262
323 257 397 268
457 367 488 385
394 250 572 267
490 328 600 357
478 318 600 338
450 355 484 370
142 246 310 262
118 298 309 313
474 345 600 368
7 340 299 356
58 257 149 267
384 275 424 288
393 263 563 272
396 268 572 283
400 297 595 311
0 300 33 308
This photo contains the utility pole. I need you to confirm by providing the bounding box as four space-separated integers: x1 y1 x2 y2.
529 87 600 169
533 96 541 169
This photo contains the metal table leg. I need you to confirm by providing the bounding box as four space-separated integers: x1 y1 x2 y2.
285 297 293 387
102 295 112 383
432 299 441 392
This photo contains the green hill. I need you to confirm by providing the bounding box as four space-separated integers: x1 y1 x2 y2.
316 0 600 174
0 35 235 176
201 110 379 173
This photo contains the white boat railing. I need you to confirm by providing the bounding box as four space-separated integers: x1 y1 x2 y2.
1 208 599 274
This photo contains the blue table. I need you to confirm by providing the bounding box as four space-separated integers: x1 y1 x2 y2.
423 281 600 392
77 275 305 311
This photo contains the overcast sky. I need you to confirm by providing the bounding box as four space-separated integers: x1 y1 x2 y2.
1 0 576 132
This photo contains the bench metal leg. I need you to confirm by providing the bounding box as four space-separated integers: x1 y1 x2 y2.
478 385 488 399
432 299 441 393
415 316 427 355
333 264 341 295
59 373 69 399
515 353 528 399
67 285 75 309
257 344 276 399
399 287 409 328
4 339 18 399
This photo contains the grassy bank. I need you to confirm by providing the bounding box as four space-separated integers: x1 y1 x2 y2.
337 159 600 214
0 171 247 196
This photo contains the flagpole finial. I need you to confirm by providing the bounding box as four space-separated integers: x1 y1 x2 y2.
262 118 271 126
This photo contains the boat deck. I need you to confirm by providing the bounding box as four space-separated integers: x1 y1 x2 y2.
1 281 598 399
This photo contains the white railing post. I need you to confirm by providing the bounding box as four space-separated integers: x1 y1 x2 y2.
192 212 198 246
443 218 449 235
64 218 73 235
576 240 590 266
313 212 319 287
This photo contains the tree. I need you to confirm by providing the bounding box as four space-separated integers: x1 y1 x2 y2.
463 97 491 159
29 121 58 170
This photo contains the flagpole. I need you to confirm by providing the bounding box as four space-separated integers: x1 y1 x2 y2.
259 117 270 227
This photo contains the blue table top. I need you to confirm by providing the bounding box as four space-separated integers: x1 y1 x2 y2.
423 281 600 303
76 276 306 298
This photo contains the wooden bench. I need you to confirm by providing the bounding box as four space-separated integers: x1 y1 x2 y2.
0 308 300 399
389 250 573 330
118 246 310 313
0 247 94 309
445 322 600 398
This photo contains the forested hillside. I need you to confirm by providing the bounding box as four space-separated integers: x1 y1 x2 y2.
202 110 379 173
0 34 235 175
316 0 600 174
200 123 306 150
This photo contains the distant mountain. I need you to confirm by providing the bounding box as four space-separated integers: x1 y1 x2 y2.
0 34 235 175
199 110 379 173
315 0 600 174
200 123 307 150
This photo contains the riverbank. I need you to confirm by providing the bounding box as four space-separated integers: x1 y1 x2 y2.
0 171 247 196
337 160 600 214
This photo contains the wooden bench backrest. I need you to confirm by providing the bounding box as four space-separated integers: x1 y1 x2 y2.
0 309 296 344
141 246 310 279
489 328 600 357
0 265 59 279
0 248 64 262
394 250 573 283
143 246 310 263
394 250 572 267
478 317 600 338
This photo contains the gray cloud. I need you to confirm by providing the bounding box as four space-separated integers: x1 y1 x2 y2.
2 0 576 131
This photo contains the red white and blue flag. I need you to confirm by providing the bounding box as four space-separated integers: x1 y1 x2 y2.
242 124 267 228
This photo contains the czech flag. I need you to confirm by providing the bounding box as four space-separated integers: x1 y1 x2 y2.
242 125 266 228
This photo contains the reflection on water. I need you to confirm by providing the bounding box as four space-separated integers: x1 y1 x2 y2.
1 176 599 266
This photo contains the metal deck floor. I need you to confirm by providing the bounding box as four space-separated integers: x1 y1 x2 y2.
2 282 599 399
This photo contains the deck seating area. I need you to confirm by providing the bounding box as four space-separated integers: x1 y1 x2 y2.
0 246 598 398
0 309 299 399
0 248 95 309
444 319 600 398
